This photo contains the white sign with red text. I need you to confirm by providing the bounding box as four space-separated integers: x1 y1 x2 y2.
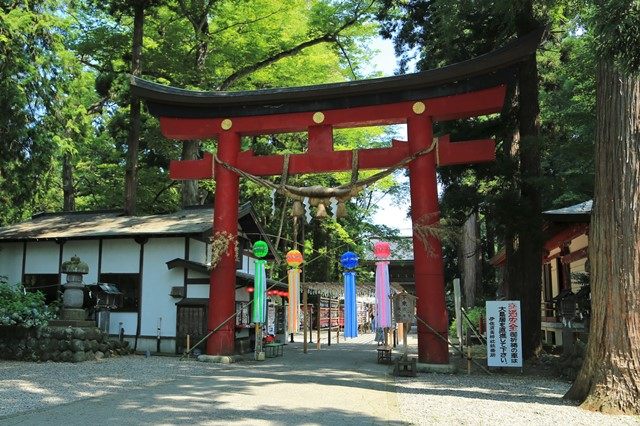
486 300 522 368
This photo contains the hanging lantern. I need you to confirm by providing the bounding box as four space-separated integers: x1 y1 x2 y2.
373 241 391 259
341 251 359 339
286 249 303 268
286 249 303 334
340 251 359 270
374 243 392 330
246 286 254 293
252 240 268 324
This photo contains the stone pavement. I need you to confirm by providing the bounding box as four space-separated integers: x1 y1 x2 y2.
0 332 406 425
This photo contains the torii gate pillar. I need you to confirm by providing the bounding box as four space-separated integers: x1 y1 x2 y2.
408 115 448 363
208 131 241 355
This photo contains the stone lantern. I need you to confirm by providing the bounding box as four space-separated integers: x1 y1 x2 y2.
60 255 89 321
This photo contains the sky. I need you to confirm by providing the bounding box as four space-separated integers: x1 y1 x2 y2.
365 37 413 237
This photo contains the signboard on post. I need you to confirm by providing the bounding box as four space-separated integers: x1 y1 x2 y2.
486 300 522 368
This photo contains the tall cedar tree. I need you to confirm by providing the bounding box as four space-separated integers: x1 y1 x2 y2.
564 0 640 414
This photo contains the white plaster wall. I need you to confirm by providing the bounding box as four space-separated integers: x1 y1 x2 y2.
62 240 100 284
102 239 139 273
247 257 255 275
0 242 24 285
187 270 209 280
188 284 209 298
109 312 138 335
140 237 184 338
189 238 207 263
24 241 59 274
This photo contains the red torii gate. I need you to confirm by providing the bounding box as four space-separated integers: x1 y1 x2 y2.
133 29 542 364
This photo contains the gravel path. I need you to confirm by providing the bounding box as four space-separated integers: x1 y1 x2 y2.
0 355 204 418
395 373 639 425
1 332 638 425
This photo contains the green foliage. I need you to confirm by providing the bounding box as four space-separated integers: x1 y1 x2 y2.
592 0 640 73
449 305 486 338
0 278 57 328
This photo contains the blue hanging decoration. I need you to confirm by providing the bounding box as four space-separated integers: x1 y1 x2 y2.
341 251 359 338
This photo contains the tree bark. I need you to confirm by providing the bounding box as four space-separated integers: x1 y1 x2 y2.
180 12 210 207
62 153 75 211
504 2 543 359
461 212 481 307
124 2 145 215
181 140 200 206
564 61 640 415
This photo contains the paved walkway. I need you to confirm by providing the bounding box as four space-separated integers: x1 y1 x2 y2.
0 333 405 425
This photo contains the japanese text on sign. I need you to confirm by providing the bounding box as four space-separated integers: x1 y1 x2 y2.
486 300 522 368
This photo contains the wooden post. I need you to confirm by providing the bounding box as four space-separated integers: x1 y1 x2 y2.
336 318 340 344
186 334 191 358
303 285 308 354
316 299 321 350
466 326 471 374
328 298 332 346
403 322 409 358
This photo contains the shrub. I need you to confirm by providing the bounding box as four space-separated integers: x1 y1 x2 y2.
0 278 56 328
449 305 486 338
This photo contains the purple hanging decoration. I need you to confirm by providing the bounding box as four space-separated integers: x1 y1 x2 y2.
341 252 359 338
374 242 392 329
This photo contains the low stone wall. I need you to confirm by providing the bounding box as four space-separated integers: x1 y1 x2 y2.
0 325 132 362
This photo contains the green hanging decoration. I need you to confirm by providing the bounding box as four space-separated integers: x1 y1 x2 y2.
252 240 268 324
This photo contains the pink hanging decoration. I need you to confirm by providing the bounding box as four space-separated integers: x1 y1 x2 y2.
375 260 392 329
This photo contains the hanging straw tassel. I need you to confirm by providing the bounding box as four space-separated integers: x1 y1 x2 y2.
291 199 305 217
336 200 348 218
315 201 328 218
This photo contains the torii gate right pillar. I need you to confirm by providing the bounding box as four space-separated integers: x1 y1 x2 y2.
408 113 449 364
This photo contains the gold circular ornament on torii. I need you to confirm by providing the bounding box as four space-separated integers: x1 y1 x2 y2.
221 119 233 130
412 102 426 114
312 112 325 124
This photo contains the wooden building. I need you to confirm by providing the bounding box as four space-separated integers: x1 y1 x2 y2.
490 200 591 347
0 204 282 354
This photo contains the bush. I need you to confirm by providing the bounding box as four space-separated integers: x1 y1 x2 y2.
449 306 486 338
0 278 56 328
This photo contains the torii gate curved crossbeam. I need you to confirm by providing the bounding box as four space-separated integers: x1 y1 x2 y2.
132 28 543 364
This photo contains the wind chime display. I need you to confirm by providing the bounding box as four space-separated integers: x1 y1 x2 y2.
252 240 269 324
374 241 392 331
341 251 359 338
286 249 303 334
251 240 269 360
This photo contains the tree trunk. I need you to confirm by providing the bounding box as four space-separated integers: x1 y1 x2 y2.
181 141 200 206
505 2 543 359
62 153 75 211
124 3 144 215
180 18 210 207
564 61 640 415
461 212 481 307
